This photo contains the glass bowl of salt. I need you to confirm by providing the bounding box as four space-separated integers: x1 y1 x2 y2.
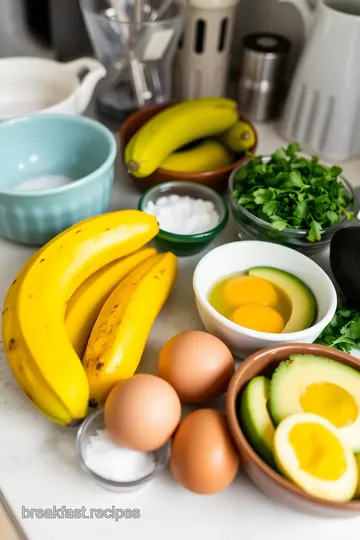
76 409 171 493
138 181 229 257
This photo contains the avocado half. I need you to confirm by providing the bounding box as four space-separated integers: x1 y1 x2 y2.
248 267 316 333
239 376 277 470
269 354 360 453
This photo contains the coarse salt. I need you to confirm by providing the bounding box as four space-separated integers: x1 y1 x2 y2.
83 429 155 482
144 195 220 235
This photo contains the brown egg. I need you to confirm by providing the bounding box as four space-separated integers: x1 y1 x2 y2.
170 409 240 494
104 374 181 452
158 331 234 403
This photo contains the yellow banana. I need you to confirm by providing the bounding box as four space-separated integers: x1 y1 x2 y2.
65 246 156 358
124 128 140 166
125 97 238 177
160 139 232 173
2 210 158 426
2 216 99 424
83 251 177 407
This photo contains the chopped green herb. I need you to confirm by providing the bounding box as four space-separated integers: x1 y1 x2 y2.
315 309 360 353
231 143 354 242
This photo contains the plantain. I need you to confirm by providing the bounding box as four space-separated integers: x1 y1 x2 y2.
65 246 157 358
83 252 177 407
160 139 232 173
2 210 158 426
125 97 238 178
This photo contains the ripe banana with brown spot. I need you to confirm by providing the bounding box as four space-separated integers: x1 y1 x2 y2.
2 210 158 425
83 251 177 406
65 246 157 357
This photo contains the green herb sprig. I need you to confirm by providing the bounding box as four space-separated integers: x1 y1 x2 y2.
315 309 360 353
231 142 354 242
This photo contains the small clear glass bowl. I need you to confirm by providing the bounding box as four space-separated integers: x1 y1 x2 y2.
76 409 171 493
228 160 357 257
138 181 229 257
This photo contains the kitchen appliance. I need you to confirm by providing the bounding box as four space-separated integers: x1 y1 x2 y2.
0 56 105 120
237 32 291 122
175 0 239 99
80 0 185 123
280 0 360 162
229 0 315 97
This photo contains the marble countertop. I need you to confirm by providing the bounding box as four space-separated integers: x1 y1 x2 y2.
1 120 360 540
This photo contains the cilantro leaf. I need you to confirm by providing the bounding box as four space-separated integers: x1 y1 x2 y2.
307 219 323 242
262 200 278 217
343 209 355 220
327 210 339 225
253 188 273 205
273 147 287 161
286 142 301 157
316 309 360 353
285 170 304 189
294 200 308 220
238 194 254 205
347 319 360 341
271 220 288 231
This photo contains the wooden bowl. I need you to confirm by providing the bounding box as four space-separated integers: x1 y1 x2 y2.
226 343 360 517
120 102 258 194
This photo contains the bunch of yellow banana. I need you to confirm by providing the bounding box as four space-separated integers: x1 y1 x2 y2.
2 210 177 426
125 97 257 176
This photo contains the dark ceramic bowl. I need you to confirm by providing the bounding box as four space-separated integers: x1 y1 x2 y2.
226 343 360 518
120 102 258 194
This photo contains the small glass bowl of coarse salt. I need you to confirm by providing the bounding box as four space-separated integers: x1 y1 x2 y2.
138 181 229 256
76 409 170 493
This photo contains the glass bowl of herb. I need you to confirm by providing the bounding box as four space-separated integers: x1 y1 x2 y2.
228 142 357 256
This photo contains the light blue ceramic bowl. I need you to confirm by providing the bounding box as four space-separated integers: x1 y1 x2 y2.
0 113 117 245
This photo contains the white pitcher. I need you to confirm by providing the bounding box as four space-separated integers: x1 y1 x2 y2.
0 57 106 120
280 0 360 161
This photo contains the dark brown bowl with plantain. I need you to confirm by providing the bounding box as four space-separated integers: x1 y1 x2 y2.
120 101 258 194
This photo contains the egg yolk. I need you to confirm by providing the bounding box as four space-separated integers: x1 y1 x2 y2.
300 382 358 428
230 305 285 333
223 276 278 309
289 422 347 481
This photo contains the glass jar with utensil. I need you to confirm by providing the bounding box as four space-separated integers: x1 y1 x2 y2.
80 0 185 123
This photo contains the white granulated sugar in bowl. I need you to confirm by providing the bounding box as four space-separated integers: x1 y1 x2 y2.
144 195 220 235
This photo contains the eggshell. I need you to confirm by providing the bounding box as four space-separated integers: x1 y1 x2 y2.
104 374 181 452
170 409 240 494
158 331 234 403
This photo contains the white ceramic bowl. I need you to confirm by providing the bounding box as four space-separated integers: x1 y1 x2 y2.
193 241 337 358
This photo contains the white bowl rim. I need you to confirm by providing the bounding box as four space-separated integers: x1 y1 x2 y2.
193 240 337 342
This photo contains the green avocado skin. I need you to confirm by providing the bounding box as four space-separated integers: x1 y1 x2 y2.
239 376 278 471
248 266 316 333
